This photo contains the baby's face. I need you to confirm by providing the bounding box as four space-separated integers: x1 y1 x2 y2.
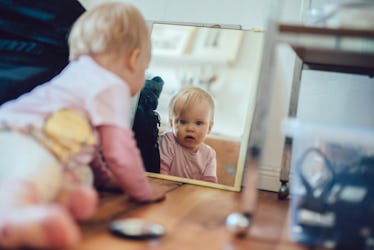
171 100 212 152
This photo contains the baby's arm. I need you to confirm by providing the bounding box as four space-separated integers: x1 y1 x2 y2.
158 133 173 175
201 148 218 183
160 162 170 175
98 125 153 201
201 175 217 183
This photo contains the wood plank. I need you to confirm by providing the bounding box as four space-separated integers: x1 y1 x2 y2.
205 136 241 186
65 178 308 250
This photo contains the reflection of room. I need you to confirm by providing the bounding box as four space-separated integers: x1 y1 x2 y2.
148 26 263 141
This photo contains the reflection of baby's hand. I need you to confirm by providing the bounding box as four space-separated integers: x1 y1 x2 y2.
131 188 166 204
150 187 167 203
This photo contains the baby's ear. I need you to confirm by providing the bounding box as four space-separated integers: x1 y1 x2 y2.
128 48 141 72
208 121 213 133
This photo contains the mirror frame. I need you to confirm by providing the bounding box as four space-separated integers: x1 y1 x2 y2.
145 21 263 191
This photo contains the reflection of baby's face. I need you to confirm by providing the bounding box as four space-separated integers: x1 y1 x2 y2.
171 100 212 152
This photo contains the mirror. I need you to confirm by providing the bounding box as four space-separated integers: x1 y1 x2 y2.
146 22 264 191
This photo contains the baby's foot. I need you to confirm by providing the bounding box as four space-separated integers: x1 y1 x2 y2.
55 184 98 220
0 205 80 249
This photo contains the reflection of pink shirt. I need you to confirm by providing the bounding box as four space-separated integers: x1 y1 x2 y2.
0 55 151 201
159 132 217 183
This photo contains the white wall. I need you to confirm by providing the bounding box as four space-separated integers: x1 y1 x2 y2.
80 0 274 29
298 71 374 126
79 0 374 191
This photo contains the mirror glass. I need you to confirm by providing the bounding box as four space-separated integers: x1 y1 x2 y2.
146 22 264 191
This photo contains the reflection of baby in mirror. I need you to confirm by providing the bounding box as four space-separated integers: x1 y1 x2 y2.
159 86 217 183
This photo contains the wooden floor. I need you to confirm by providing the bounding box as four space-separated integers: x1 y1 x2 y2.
61 177 309 250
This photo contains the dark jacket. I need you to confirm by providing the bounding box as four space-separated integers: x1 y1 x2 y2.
0 0 85 104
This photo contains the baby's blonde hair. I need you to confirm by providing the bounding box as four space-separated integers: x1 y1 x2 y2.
68 2 150 61
169 86 215 123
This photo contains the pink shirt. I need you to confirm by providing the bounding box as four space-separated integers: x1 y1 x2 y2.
159 132 217 183
0 56 152 201
0 56 130 130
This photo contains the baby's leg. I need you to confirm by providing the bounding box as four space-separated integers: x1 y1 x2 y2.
54 178 99 220
0 180 40 213
0 181 80 248
0 131 63 202
52 164 98 220
0 131 80 248
0 204 80 248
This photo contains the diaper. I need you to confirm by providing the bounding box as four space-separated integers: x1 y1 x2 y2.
0 131 62 202
0 109 97 201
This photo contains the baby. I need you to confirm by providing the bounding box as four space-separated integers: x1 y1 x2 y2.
159 86 217 183
0 3 163 249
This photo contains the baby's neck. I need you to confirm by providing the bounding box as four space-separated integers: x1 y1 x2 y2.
91 53 129 83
